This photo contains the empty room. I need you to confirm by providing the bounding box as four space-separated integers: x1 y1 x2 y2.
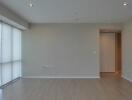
0 0 132 100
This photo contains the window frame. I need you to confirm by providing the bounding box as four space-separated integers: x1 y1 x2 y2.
0 21 22 87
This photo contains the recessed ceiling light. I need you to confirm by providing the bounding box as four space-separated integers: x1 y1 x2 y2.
28 0 33 7
29 3 33 7
123 2 128 6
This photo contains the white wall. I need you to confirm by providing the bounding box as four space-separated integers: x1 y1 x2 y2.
22 23 122 78
122 20 132 81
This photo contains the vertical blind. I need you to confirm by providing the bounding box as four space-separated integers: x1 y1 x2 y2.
0 22 21 86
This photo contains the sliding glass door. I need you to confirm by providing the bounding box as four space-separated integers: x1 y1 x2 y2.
0 22 21 86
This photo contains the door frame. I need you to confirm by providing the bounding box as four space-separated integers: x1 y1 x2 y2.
99 29 122 77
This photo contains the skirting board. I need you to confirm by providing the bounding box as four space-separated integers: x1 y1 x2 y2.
22 75 100 79
122 75 132 83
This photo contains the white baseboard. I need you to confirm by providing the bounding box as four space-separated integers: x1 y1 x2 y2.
22 75 100 79
122 75 132 83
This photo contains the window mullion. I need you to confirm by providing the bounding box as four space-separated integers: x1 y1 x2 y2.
11 27 13 80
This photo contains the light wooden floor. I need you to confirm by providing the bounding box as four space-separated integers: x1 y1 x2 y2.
0 73 132 100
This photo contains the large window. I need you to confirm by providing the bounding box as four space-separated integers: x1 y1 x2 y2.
0 22 21 86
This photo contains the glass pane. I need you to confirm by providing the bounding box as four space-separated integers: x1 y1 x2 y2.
0 64 1 86
0 22 2 86
0 69 1 86
0 63 1 86
0 66 1 86
0 90 3 100
13 28 21 61
2 24 12 63
2 63 12 85
0 22 1 50
13 62 21 79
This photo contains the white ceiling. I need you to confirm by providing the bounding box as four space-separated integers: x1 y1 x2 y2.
0 0 132 23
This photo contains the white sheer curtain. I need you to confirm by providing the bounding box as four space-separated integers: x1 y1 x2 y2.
12 28 21 79
2 23 12 84
0 22 21 86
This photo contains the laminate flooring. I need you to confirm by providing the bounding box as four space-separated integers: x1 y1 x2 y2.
0 73 132 100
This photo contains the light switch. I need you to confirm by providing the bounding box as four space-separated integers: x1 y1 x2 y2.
92 51 97 54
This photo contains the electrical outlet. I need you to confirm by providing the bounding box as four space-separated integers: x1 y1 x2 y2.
42 65 55 69
42 65 48 68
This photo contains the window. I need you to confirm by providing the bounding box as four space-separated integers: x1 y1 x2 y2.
0 22 21 86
